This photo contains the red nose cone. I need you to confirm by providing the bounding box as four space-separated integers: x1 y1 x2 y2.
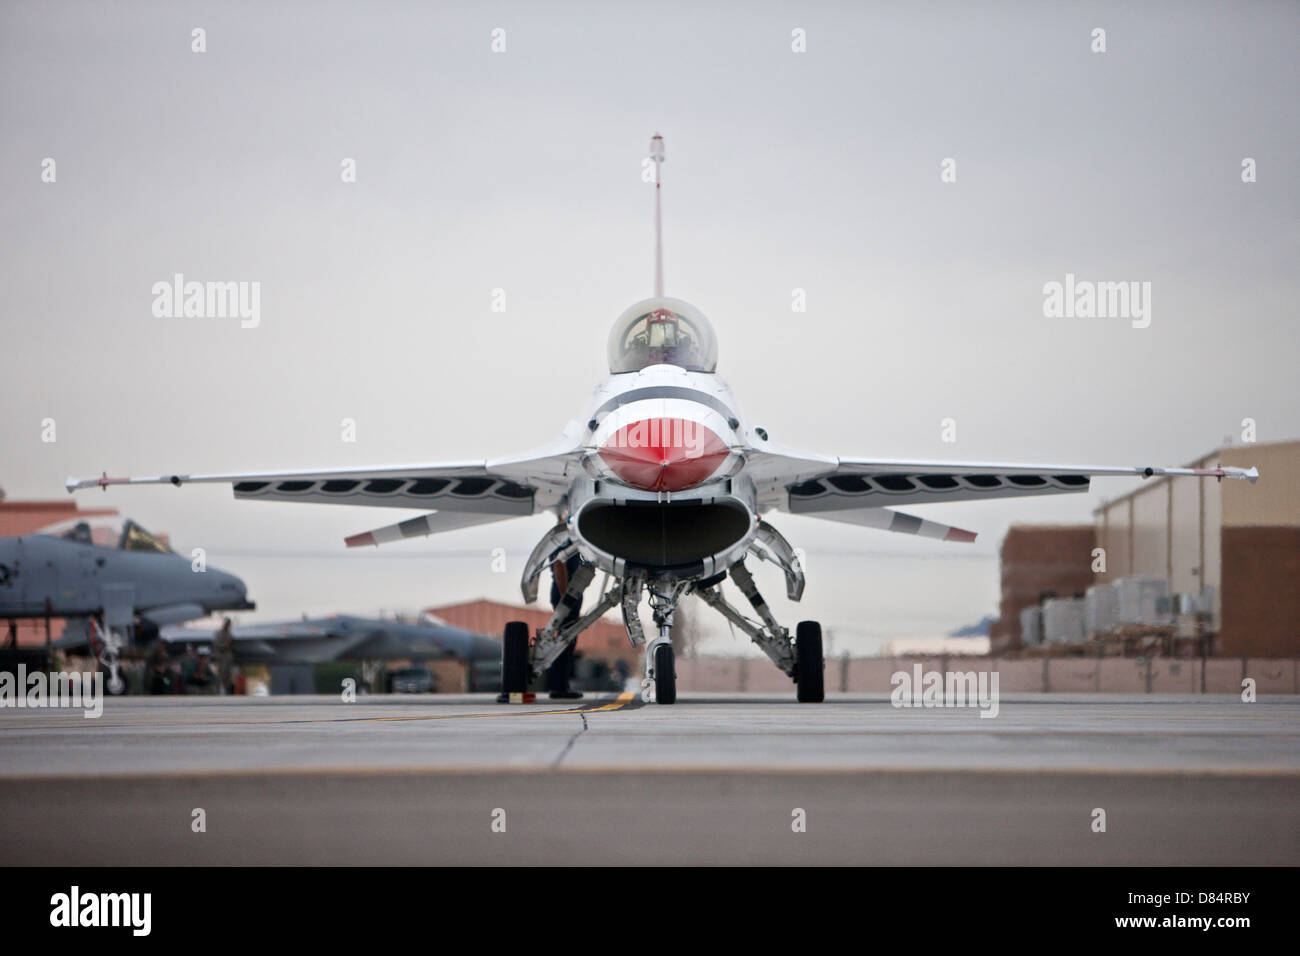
599 417 730 492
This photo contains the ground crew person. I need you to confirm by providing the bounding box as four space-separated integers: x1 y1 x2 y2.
546 554 584 700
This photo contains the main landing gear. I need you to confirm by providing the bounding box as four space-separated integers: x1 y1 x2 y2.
499 522 826 706
498 621 530 700
795 621 824 703
695 560 824 704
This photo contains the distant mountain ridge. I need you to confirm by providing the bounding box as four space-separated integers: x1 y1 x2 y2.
949 615 995 638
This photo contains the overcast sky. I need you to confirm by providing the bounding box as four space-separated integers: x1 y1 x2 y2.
2 1 1297 655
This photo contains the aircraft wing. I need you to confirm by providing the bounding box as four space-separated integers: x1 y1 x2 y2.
746 441 1259 521
67 427 588 544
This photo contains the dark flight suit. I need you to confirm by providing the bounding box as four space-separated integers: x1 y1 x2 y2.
546 554 583 695
213 621 234 696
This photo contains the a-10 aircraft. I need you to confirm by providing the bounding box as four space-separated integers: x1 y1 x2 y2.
69 134 1259 705
1 520 254 694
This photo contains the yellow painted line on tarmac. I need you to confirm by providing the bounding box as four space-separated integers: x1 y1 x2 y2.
583 692 637 713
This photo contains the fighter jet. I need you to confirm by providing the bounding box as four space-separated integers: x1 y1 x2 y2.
1 520 254 693
158 613 498 665
68 134 1258 705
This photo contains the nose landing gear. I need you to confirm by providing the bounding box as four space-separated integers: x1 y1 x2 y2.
90 617 129 697
640 583 687 705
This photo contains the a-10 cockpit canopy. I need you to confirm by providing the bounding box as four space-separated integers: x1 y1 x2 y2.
607 297 718 374
55 519 174 553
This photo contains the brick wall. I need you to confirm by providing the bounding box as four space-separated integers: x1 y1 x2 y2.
1220 526 1300 657
991 526 1096 653
676 654 1298 694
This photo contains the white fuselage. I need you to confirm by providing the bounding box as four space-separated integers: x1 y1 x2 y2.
567 365 758 579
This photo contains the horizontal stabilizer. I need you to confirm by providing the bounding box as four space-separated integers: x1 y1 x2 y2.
805 507 977 543
345 510 510 548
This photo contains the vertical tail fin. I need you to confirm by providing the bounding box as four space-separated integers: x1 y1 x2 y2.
650 133 665 296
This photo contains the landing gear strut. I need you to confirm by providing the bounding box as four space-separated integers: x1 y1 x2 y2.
499 553 621 702
90 618 129 696
695 560 825 703
639 580 687 704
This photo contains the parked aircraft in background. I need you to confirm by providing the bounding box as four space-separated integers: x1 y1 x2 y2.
157 613 498 665
1 520 253 693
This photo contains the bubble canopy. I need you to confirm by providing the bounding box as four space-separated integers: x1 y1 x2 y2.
607 297 718 374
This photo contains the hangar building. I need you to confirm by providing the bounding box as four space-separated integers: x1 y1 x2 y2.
1093 440 1300 657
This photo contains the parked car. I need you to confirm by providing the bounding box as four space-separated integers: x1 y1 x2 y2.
389 666 437 694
